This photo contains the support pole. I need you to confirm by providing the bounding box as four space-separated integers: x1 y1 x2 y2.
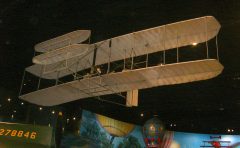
205 17 209 59
19 69 26 96
124 49 126 70
37 77 41 90
131 48 134 70
88 34 91 44
126 89 138 107
107 39 112 73
146 47 149 67
131 33 135 69
91 45 98 74
216 35 219 60
163 51 166 64
55 71 60 85
176 30 179 63
163 25 166 64
74 61 79 80
177 47 179 62
37 66 43 90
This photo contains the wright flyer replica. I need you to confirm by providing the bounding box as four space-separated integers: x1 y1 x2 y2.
19 16 224 107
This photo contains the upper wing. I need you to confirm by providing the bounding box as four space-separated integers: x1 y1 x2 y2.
33 44 90 65
34 30 91 52
94 16 220 66
27 16 220 79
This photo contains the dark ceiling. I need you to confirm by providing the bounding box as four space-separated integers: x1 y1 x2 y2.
0 0 240 134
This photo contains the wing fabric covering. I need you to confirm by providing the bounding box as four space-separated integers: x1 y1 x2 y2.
34 30 91 52
33 44 90 65
20 59 223 106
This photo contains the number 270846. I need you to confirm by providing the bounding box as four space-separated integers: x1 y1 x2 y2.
0 129 36 139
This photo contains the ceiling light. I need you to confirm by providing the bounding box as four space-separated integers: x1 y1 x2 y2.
5 40 10 45
140 113 144 117
13 110 16 113
21 102 24 105
219 107 224 111
7 98 11 102
97 67 101 74
11 115 14 119
73 117 76 120
39 107 42 111
192 42 198 46
58 111 63 116
52 110 55 114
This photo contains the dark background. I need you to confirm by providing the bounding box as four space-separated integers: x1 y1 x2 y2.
0 0 240 134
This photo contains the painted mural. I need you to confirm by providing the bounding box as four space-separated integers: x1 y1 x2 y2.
60 110 240 148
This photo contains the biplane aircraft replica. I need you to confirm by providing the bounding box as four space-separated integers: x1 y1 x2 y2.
19 16 224 107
